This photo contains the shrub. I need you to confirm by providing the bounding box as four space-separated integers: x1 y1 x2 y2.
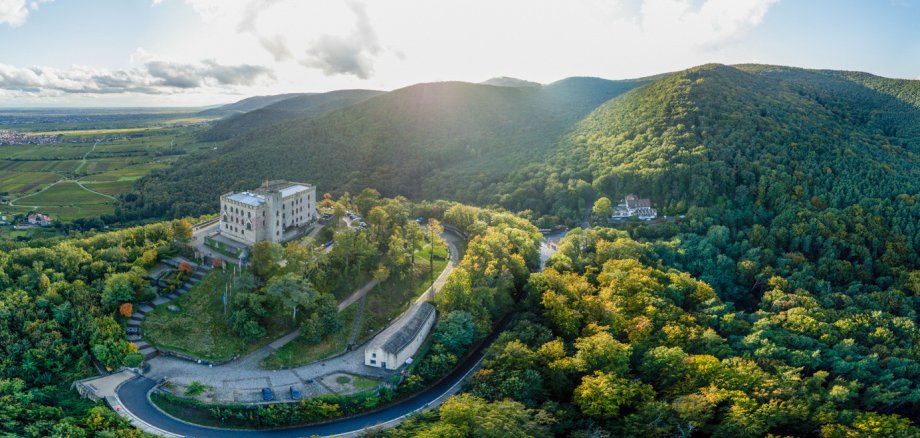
185 380 209 397
123 352 144 368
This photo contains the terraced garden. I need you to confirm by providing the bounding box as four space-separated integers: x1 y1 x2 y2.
143 269 296 362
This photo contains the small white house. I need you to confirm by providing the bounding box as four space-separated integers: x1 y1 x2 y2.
365 302 436 370
611 194 657 220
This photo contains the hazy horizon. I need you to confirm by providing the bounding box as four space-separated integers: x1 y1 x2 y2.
2 0 920 107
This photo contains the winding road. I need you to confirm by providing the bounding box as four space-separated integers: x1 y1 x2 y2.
115 228 477 437
117 321 501 437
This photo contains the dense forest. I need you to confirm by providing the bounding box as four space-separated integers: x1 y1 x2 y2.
117 76 645 220
384 226 920 437
0 221 189 436
6 63 920 435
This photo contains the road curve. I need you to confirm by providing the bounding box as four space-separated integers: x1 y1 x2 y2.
117 227 481 437
117 314 501 437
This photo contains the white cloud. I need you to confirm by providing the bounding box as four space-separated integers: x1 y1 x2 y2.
175 0 384 79
0 0 32 26
4 0 782 105
0 59 273 97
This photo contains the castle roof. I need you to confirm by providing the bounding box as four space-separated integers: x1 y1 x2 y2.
226 192 266 206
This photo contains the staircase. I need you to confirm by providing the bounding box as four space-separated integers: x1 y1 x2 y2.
127 259 213 360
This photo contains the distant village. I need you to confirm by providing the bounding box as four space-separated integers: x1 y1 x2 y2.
0 130 61 145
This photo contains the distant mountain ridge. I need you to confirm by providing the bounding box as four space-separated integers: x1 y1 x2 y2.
197 93 309 117
122 65 920 236
480 77 542 87
200 89 384 141
123 75 645 219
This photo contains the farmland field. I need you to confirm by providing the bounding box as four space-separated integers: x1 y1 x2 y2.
0 171 61 196
0 159 83 173
0 116 216 221
1 204 115 221
80 180 134 196
3 144 93 160
16 181 113 206
79 161 171 182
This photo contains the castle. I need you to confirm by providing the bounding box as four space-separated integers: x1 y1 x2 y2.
219 180 317 246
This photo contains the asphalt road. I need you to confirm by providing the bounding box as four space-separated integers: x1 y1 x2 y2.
118 228 492 437
118 317 502 437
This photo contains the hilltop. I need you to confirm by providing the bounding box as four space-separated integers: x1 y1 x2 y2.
480 76 542 87
200 89 384 141
197 93 309 117
121 76 644 219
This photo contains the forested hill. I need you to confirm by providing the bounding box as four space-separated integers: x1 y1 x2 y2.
200 89 384 141
196 92 309 117
121 76 645 219
513 63 920 215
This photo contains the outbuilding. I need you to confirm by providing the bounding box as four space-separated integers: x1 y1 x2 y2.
365 302 436 370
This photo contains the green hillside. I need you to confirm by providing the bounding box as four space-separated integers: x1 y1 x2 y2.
501 64 920 217
197 93 309 118
200 89 384 141
494 64 920 299
122 66 920 304
120 77 644 219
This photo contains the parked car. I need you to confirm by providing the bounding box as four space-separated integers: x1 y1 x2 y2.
290 386 302 400
262 387 273 401
415 217 426 224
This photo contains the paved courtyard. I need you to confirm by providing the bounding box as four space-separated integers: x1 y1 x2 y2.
149 343 391 403
145 228 463 404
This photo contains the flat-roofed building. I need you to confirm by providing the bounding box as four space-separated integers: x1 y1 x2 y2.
219 180 317 246
365 302 436 370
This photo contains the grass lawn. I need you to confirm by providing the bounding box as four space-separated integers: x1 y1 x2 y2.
347 374 379 391
17 182 112 205
143 269 295 362
325 373 379 394
356 242 449 344
259 303 358 369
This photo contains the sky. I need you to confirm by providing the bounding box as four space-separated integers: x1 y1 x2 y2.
1 0 919 107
